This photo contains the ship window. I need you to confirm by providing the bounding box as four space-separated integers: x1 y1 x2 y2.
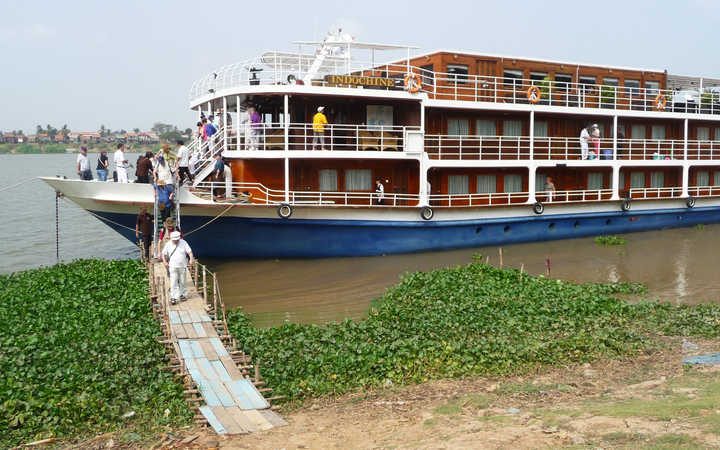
650 171 665 188
579 76 596 85
475 119 496 136
588 172 604 190
645 81 660 95
503 174 523 193
503 70 523 87
420 64 434 87
630 172 645 189
555 73 572 91
625 79 640 96
603 77 619 86
714 171 720 186
319 169 338 191
447 64 469 84
715 128 720 141
448 119 469 136
344 169 372 191
448 175 469 194
697 127 710 141
697 171 710 186
618 172 625 189
476 175 496 193
503 120 523 137
530 72 548 81
651 125 666 140
631 124 646 139
535 173 547 192
533 121 548 137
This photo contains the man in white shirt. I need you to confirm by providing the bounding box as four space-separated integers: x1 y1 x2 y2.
375 178 385 205
76 146 93 180
161 231 194 304
579 125 590 160
114 143 129 183
175 140 193 185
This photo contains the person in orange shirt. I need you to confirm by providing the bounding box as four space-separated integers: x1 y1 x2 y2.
312 106 328 150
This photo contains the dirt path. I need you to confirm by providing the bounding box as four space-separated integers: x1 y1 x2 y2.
69 336 720 449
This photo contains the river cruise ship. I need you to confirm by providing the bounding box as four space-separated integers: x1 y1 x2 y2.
44 32 720 257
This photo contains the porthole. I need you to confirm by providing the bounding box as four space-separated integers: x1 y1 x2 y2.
573 220 580 228
504 225 511 233
476 226 483 233
548 223 556 231
605 219 612 226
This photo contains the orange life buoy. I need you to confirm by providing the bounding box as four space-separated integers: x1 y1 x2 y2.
655 93 666 111
527 86 541 104
404 73 422 93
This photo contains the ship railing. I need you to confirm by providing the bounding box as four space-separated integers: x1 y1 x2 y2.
425 135 720 161
687 185 720 197
535 189 614 203
428 191 529 207
228 123 418 152
193 181 420 207
191 126 226 178
628 186 683 199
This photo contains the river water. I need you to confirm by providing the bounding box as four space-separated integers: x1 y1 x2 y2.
2 154 719 328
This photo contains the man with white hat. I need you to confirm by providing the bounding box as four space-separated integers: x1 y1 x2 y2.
161 231 194 305
312 106 328 150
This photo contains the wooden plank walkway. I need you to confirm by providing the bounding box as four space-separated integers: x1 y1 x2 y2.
151 260 286 435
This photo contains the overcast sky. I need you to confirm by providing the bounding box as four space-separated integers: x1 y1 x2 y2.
2 0 719 134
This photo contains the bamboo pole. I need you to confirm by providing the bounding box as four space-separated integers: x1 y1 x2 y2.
545 256 551 277
213 272 218 312
520 263 524 275
499 248 503 268
202 268 207 303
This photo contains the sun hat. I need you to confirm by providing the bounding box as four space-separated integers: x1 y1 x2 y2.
170 231 181 240
592 123 599 128
157 179 166 186
164 217 175 227
317 106 325 112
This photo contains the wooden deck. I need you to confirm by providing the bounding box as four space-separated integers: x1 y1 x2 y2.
150 259 286 435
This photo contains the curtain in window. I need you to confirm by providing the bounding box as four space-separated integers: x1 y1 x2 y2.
650 171 664 188
533 121 548 137
697 171 710 186
448 175 469 194
476 175 496 193
630 172 645 188
475 120 496 136
618 172 625 189
697 127 710 141
715 171 720 185
319 169 337 191
715 128 720 142
448 119 469 136
651 125 666 140
344 169 372 191
503 120 522 137
504 174 523 193
631 125 646 139
587 172 604 190
535 174 547 192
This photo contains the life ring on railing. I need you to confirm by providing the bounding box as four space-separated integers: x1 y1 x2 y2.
277 203 293 219
404 73 422 93
532 202 544 215
527 86 541 104
621 199 631 212
420 206 434 221
654 93 667 111
686 197 696 208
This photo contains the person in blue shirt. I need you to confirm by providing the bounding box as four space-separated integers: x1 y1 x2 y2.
154 179 175 222
205 115 218 139
210 153 226 198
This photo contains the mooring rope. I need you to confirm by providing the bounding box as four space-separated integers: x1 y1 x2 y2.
184 204 235 237
61 198 138 232
0 177 36 193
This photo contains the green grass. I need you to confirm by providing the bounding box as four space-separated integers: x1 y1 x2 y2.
0 260 192 447
227 260 720 405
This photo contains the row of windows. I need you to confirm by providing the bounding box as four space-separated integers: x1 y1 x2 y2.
319 169 373 191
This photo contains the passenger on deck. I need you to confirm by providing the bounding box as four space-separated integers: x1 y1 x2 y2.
135 206 153 261
188 148 198 175
196 121 204 141
154 179 175 223
375 178 385 205
248 107 261 150
135 152 153 183
96 150 109 181
591 124 601 158
176 140 194 185
154 155 174 186
114 143 129 183
161 231 194 305
312 106 328 150
158 144 177 166
206 116 218 140
210 152 226 198
545 176 556 203
201 118 209 141
579 125 590 160
77 146 93 180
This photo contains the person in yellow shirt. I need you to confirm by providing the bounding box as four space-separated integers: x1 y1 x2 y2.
312 106 328 150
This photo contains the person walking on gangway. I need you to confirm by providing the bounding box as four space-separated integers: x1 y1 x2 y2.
161 231 194 305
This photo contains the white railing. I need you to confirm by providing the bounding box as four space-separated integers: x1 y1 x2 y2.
191 126 226 176
227 123 417 152
193 181 420 207
628 187 683 199
425 135 720 161
428 191 529 207
687 186 720 197
535 189 614 203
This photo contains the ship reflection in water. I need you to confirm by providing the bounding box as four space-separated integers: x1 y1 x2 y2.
208 225 720 328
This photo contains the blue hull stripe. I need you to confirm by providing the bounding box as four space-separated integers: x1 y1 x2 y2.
90 207 720 258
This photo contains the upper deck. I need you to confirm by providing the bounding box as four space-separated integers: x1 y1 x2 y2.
190 44 720 120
